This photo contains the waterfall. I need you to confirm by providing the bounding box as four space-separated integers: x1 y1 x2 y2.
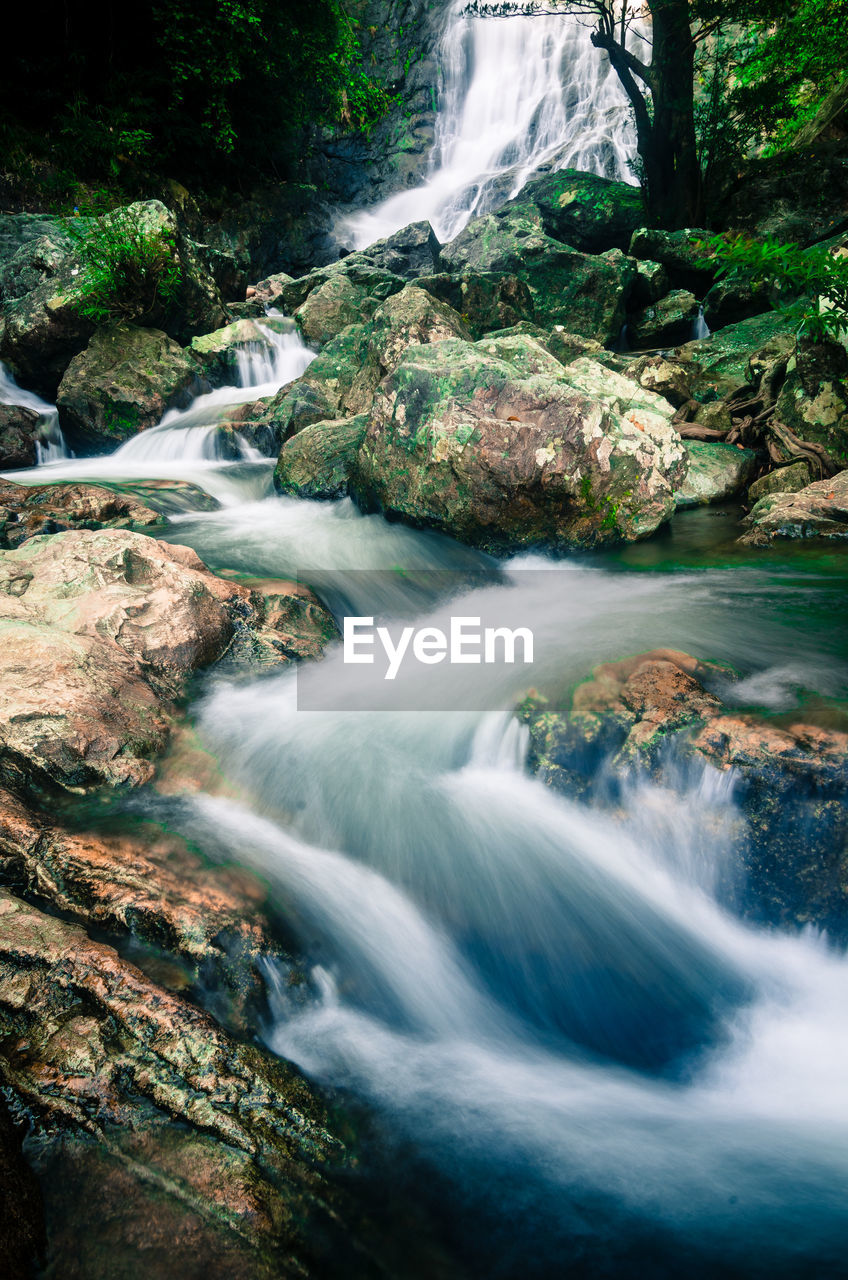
344 5 637 248
0 362 69 464
1 320 314 505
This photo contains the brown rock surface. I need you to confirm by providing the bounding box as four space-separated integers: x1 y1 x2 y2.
0 478 161 548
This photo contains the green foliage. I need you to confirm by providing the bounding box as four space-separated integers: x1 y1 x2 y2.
707 232 848 343
727 0 848 152
71 210 182 326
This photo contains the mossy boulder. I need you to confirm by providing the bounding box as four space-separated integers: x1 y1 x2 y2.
274 414 368 499
747 460 811 505
352 335 687 553
674 442 757 507
357 219 441 278
439 207 631 343
57 323 201 452
774 342 848 471
678 312 797 400
515 169 644 252
628 227 716 292
412 271 535 337
743 469 848 543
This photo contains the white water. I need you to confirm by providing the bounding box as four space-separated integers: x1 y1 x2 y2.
344 5 637 248
0 321 313 506
150 522 848 1275
0 362 69 463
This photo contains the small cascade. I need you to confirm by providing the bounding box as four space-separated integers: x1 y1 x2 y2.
691 306 711 340
344 6 638 247
0 320 315 505
0 362 70 464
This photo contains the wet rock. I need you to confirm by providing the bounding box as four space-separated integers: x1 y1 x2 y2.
295 273 382 346
742 469 848 542
624 355 694 408
514 169 644 253
0 529 336 797
628 227 716 292
746 460 812 505
629 259 670 308
57 324 201 451
0 789 289 1033
677 312 796 400
0 403 39 469
628 290 700 349
439 207 631 343
0 479 161 549
352 336 687 553
0 887 351 1276
276 260 404 317
412 271 536 338
255 286 470 448
275 415 368 500
249 271 295 307
702 276 771 330
674 442 757 507
0 221 83 304
358 220 441 278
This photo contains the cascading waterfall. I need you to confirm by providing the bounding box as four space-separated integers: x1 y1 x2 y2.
1 320 314 505
0 361 69 463
344 4 637 248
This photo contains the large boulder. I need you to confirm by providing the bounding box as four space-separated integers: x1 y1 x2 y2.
0 218 84 304
0 201 227 398
514 169 645 252
0 529 336 797
357 220 442 278
352 335 687 553
677 312 797 400
276 259 405 317
628 227 716 293
57 323 201 451
743 469 848 543
439 207 631 343
0 404 39 469
412 271 536 337
274 414 368 499
746 460 811 505
674 442 758 507
252 285 470 448
0 885 352 1278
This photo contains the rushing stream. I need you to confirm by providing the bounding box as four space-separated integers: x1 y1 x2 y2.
3 21 848 1267
8 361 848 1273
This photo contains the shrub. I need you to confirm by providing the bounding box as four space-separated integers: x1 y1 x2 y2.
707 232 848 344
71 208 183 326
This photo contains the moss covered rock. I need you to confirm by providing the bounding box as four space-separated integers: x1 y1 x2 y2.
275 414 368 499
57 323 201 451
352 335 687 553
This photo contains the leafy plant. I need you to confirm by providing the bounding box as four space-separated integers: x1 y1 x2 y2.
707 232 848 344
71 208 183 326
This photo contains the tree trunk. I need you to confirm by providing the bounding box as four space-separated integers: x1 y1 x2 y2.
648 0 701 227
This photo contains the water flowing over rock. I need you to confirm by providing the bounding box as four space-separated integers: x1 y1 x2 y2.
352 336 687 552
522 649 848 932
